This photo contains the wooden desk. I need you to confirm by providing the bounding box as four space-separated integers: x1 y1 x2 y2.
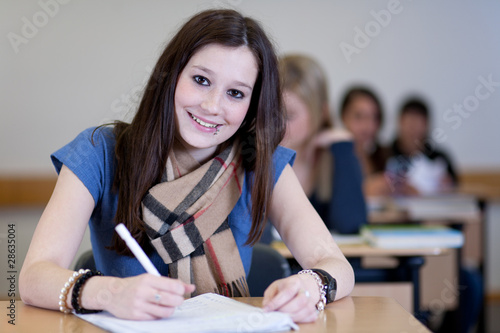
272 240 450 259
1 297 431 333
459 174 500 203
367 193 485 331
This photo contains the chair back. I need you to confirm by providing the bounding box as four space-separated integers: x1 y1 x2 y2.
247 243 291 296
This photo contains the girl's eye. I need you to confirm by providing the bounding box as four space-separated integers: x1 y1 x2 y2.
193 75 210 86
227 89 244 99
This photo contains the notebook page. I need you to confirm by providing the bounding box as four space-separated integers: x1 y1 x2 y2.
76 293 298 333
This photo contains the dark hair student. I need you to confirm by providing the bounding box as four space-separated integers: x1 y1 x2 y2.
19 9 354 324
340 85 391 196
388 96 458 195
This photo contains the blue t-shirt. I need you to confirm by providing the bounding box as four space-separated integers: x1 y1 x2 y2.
51 127 295 277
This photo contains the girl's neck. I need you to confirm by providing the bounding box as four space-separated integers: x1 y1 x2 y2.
187 147 217 164
176 136 221 165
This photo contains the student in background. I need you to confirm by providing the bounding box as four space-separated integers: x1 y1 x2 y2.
278 54 366 234
386 98 480 333
386 98 458 195
340 86 391 197
19 9 354 323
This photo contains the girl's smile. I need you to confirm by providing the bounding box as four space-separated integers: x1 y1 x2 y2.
188 112 220 132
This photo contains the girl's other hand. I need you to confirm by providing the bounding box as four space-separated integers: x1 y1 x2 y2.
262 274 320 323
313 128 353 148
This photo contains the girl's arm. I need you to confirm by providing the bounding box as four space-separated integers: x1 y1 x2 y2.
263 164 354 322
19 165 193 320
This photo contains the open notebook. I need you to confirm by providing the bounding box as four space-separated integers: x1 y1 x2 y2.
76 293 298 333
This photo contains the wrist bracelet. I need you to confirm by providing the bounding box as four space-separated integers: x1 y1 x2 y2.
71 270 103 314
311 268 337 304
298 269 327 311
59 269 89 314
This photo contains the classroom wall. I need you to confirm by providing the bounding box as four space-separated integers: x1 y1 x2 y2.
1 0 500 175
1 0 499 296
0 208 92 300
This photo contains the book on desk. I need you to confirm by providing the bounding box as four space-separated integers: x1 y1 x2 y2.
361 225 464 249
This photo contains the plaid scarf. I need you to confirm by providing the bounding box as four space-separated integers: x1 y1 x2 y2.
141 140 250 297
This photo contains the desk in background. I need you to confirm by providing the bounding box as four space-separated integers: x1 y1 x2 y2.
368 194 482 225
272 240 450 316
367 194 481 263
367 193 485 332
1 297 431 333
272 240 449 259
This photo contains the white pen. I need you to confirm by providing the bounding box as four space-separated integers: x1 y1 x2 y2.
115 223 161 277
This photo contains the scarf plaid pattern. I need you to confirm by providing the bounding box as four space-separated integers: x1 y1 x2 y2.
141 140 250 297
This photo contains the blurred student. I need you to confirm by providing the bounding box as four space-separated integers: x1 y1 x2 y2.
387 98 458 195
389 98 480 333
279 55 367 234
340 86 391 197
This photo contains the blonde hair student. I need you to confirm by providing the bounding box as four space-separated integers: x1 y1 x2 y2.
19 9 354 323
279 54 366 234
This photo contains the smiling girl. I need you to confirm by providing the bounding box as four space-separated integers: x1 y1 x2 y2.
19 9 354 323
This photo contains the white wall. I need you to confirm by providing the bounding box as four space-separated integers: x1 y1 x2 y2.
1 0 500 175
0 208 92 299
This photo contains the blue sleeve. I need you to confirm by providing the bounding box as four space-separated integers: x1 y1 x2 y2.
328 141 367 234
272 145 296 183
50 127 116 207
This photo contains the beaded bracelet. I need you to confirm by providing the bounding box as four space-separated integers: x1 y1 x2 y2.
298 269 327 311
59 269 89 314
71 270 103 314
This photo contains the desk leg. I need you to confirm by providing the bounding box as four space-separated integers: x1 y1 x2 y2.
477 198 487 333
399 256 426 321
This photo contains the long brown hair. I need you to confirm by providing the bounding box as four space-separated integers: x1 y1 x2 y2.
109 9 284 255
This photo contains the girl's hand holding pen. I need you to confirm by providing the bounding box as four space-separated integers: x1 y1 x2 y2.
97 274 195 320
106 223 195 320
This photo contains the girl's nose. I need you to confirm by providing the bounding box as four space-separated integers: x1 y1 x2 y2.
201 89 222 115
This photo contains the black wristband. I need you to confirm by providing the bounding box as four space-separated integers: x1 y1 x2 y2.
311 268 337 303
71 270 103 314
